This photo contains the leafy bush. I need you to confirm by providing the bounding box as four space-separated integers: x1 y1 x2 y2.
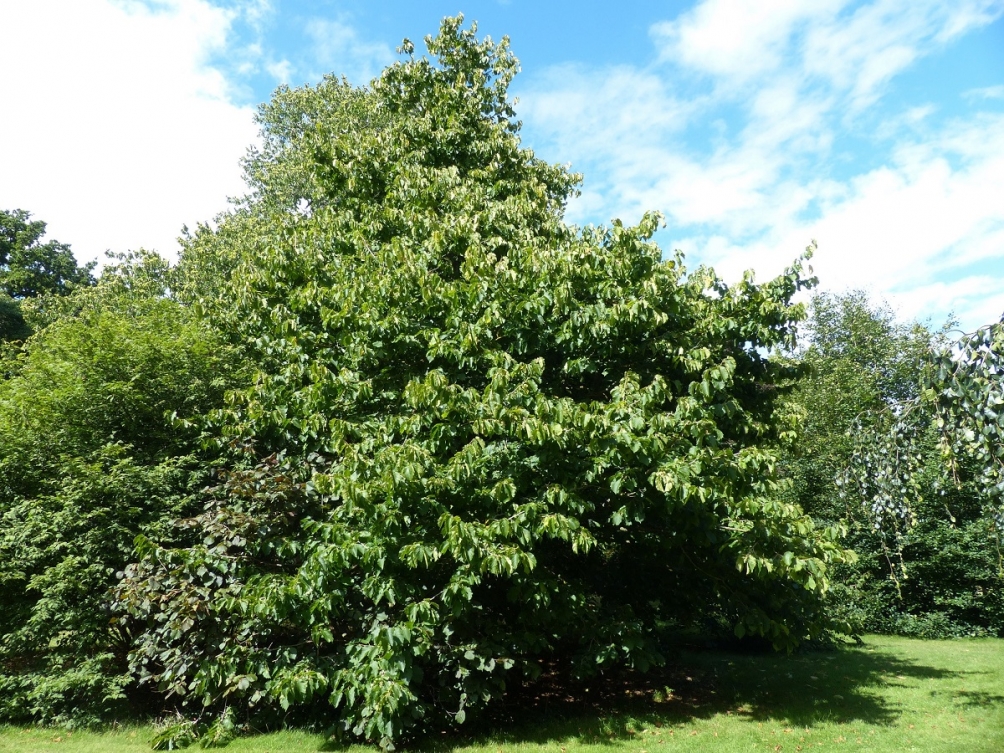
0 255 242 724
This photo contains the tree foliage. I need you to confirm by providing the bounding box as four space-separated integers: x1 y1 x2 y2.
839 312 1004 561
0 254 242 724
0 209 96 343
784 292 1004 638
116 18 850 748
782 293 933 517
0 209 95 299
925 322 1004 538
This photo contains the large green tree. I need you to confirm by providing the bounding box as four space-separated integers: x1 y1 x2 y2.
781 292 934 526
118 18 850 748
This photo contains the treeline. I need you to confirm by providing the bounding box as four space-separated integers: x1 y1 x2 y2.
0 16 1001 750
782 293 1003 638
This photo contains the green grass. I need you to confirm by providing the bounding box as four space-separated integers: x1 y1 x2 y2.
3 635 1003 752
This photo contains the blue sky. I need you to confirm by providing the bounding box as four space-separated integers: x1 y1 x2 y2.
1 1 1002 330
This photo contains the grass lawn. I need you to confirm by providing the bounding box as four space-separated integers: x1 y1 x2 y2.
2 635 1002 752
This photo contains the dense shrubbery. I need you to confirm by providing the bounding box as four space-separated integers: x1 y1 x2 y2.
0 254 244 724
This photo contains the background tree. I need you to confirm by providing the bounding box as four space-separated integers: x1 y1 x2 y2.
0 209 95 342
781 292 1004 637
118 18 850 749
0 296 31 343
782 292 934 525
0 209 95 299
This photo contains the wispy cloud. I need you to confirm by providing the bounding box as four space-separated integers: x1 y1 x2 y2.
304 18 396 85
964 84 1004 100
650 0 1003 108
801 0 1002 111
520 0 1004 330
266 58 294 83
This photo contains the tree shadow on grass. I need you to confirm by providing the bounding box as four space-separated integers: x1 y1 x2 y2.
949 689 1004 709
411 638 982 752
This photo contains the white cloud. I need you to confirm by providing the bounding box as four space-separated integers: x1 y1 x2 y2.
266 59 294 83
936 0 1004 40
0 0 260 264
522 0 1004 331
651 0 845 83
685 113 1004 330
874 276 1003 332
241 0 273 28
801 0 1003 111
522 67 830 237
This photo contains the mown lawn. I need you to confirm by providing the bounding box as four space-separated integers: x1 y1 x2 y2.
2 635 1002 752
